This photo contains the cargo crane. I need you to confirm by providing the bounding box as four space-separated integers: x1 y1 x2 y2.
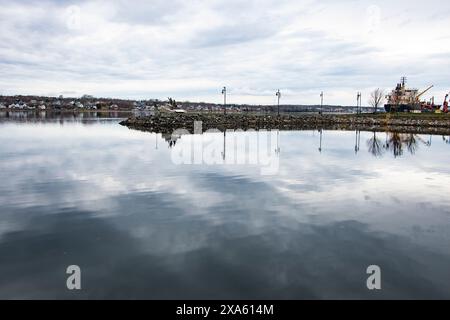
416 85 434 101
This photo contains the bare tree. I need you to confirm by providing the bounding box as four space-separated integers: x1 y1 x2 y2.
369 88 384 113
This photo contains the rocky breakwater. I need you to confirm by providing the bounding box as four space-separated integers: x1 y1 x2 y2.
120 113 450 135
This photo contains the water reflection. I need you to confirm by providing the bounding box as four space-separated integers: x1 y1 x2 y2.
355 130 361 154
318 129 323 153
157 128 446 159
2 207 450 299
1 116 450 299
162 132 181 148
382 132 432 157
0 110 136 123
367 132 384 157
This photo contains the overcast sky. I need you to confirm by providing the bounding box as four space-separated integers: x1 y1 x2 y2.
1 0 449 105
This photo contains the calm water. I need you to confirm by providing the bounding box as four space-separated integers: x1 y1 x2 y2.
1 113 450 299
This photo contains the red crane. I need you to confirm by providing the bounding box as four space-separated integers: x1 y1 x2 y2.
444 94 449 113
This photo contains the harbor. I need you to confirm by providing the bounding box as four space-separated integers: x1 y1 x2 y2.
2 0 450 305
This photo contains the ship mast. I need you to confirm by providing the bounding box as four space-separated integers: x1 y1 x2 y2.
400 76 407 88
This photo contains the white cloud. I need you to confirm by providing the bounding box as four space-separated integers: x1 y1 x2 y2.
0 0 449 104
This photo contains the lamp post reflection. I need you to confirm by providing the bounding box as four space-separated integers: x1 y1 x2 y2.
354 130 361 154
221 131 226 161
318 129 323 153
275 129 280 155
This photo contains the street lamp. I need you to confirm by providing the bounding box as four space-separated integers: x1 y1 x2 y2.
357 92 362 114
356 92 359 114
320 91 324 115
222 86 227 115
276 89 281 116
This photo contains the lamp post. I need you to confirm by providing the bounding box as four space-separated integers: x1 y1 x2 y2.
276 89 281 116
360 92 362 114
320 91 323 115
356 92 360 114
357 92 362 114
222 86 227 115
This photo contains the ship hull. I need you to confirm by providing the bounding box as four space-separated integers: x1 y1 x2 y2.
385 104 441 113
384 104 417 112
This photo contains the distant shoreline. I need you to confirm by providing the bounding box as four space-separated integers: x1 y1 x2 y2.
0 94 372 113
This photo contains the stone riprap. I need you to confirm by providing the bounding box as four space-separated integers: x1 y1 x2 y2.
120 113 450 135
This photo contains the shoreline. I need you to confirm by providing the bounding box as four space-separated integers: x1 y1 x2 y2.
120 112 450 135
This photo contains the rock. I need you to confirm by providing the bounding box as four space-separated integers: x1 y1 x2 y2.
120 113 450 135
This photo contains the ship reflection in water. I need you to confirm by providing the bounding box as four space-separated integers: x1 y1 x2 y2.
1 114 450 299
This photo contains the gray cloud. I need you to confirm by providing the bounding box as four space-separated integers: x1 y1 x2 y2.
0 0 449 104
